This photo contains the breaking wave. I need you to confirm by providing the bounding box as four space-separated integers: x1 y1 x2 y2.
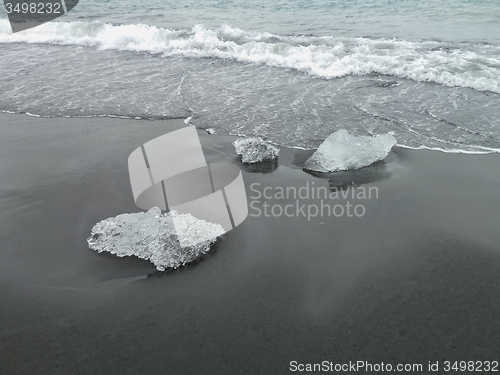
1 20 500 93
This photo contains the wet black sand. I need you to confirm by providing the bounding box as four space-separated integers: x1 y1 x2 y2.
0 113 499 374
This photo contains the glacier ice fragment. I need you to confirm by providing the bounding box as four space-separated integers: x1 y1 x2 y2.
233 137 279 164
87 207 224 271
304 129 396 172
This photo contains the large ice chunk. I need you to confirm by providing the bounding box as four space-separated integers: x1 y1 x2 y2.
87 207 225 271
233 137 279 164
304 129 396 172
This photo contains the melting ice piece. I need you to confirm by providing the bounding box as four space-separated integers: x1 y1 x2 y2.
87 207 224 271
304 129 396 172
233 137 279 164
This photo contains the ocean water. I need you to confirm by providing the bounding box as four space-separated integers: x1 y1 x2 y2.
1 0 500 152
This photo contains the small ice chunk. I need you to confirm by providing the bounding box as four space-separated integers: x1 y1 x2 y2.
233 137 279 164
304 129 396 172
87 207 225 271
184 116 193 125
206 128 215 134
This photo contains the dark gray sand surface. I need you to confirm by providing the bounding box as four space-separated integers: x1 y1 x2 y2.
0 113 499 374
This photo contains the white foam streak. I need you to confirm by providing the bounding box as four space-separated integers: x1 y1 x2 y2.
1 20 500 93
398 144 500 154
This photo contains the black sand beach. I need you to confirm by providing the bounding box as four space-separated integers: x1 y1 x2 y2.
1 113 499 374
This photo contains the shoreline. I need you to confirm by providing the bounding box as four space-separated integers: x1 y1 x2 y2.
1 113 500 374
4 111 500 155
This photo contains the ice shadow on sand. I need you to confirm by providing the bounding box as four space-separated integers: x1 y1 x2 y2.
303 160 393 191
237 158 279 174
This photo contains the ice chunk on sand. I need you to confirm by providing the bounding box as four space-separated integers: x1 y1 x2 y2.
87 207 224 271
304 129 396 172
233 137 279 164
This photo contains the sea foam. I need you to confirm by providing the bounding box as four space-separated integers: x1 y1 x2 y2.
1 20 500 93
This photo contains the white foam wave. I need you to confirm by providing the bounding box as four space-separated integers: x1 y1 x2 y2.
398 144 500 155
2 20 500 93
